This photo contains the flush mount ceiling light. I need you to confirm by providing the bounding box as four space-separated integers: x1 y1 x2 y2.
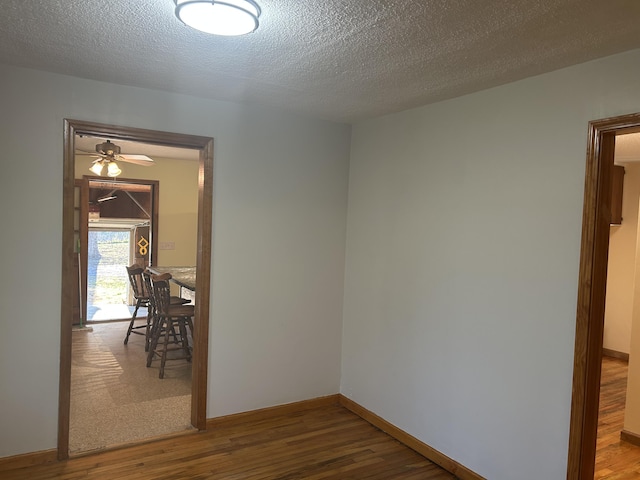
174 0 261 36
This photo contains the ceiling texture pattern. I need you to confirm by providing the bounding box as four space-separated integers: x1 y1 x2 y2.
2 0 640 123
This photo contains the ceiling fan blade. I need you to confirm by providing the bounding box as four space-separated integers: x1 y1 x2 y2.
76 150 105 157
118 154 154 166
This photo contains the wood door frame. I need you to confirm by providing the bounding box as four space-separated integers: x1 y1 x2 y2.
78 177 160 325
58 119 214 459
567 112 640 479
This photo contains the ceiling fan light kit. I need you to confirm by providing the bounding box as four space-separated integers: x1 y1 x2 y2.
89 159 122 177
174 0 261 36
86 140 153 178
96 140 121 156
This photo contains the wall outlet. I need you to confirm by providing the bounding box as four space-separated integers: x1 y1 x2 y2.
159 241 175 250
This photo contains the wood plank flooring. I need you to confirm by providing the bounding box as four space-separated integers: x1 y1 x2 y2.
595 356 640 479
9 356 639 479
1 404 456 479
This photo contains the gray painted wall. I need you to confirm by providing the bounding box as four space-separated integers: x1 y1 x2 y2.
0 64 351 457
341 48 640 479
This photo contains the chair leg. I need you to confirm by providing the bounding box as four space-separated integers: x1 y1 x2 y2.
184 317 194 362
147 314 194 378
178 319 192 361
144 310 154 352
159 319 173 379
186 317 194 342
123 299 142 345
147 316 164 367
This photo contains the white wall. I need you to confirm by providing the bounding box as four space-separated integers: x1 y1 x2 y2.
342 49 640 480
0 64 351 457
603 162 640 354
624 176 640 434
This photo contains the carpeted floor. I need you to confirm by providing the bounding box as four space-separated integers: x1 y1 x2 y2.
70 320 193 454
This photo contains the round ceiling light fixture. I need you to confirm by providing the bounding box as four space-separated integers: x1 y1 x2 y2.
174 0 261 36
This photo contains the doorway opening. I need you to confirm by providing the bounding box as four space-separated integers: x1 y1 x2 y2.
592 132 640 478
59 120 214 459
87 229 136 322
567 112 640 479
80 178 158 324
71 169 195 454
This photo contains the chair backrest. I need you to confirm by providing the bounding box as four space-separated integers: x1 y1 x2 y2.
151 273 173 317
143 269 155 315
126 265 148 300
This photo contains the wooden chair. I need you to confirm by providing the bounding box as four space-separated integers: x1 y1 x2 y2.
124 266 190 351
147 273 194 378
141 269 191 352
141 270 157 352
123 265 151 347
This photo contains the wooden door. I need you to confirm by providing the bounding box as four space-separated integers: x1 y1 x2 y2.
72 180 85 325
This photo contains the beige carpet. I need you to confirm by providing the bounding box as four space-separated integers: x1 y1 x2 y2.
70 321 193 454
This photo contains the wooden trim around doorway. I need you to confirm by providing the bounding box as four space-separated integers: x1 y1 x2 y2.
567 112 640 479
58 120 214 460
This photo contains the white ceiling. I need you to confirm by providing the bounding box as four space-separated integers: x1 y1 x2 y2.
616 133 640 164
2 0 640 123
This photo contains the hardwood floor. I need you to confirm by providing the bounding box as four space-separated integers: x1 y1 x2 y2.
595 356 640 479
10 357 638 480
1 404 456 479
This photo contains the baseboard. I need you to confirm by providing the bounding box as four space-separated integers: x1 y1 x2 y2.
207 393 483 479
621 429 640 446
602 348 629 362
2 393 482 479
206 394 341 428
338 394 485 480
0 449 57 471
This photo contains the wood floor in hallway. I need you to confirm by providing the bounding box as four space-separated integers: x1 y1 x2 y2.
1 404 456 480
595 356 640 479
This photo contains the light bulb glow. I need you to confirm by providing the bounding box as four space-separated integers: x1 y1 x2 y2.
174 0 260 36
107 161 122 177
89 162 104 175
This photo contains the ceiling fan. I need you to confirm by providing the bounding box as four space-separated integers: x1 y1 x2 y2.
83 140 154 177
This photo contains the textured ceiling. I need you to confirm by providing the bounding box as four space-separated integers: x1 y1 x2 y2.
2 0 640 123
